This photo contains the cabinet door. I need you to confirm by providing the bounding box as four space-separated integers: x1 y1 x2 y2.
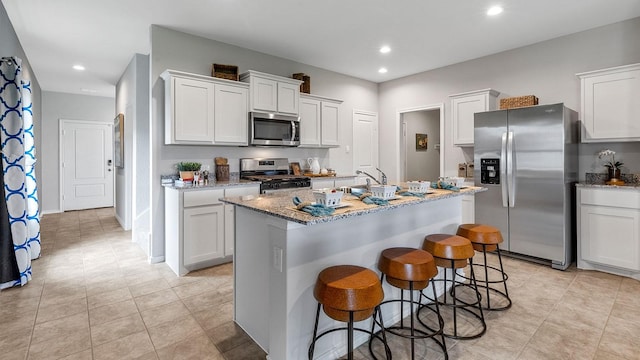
214 84 248 145
251 77 278 112
452 94 486 146
321 101 340 146
581 204 640 271
277 82 300 115
183 205 225 266
461 194 475 224
299 97 321 146
171 77 215 144
580 66 640 142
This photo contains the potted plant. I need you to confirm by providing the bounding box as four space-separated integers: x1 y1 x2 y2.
176 162 201 181
598 149 623 182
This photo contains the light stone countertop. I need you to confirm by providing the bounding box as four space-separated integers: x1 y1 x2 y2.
576 183 640 190
221 186 486 225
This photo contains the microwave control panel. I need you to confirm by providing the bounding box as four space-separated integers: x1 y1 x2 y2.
480 158 500 184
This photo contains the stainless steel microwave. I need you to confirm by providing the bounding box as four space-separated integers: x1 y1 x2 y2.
249 112 300 146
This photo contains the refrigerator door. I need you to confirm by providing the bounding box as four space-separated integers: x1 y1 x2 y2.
474 110 510 250
507 104 567 263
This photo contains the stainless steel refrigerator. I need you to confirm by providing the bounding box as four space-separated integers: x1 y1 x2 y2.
474 103 578 270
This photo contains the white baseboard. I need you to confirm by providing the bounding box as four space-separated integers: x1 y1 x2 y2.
41 209 62 215
149 255 165 264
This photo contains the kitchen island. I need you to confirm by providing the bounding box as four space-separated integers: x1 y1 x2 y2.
222 186 486 360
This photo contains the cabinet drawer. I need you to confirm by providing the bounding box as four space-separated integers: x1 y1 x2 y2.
184 189 224 207
580 188 640 209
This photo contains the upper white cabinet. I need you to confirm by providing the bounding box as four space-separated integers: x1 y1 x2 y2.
240 70 302 115
577 187 640 277
161 70 248 146
299 94 343 147
450 89 499 146
577 63 640 142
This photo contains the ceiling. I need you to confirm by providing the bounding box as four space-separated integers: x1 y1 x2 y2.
3 0 640 98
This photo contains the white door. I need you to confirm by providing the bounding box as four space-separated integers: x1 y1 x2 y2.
61 120 114 210
353 110 379 182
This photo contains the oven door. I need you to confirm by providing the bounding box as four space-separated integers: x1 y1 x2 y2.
250 112 300 146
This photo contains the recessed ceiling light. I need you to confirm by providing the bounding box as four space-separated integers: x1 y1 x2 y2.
487 6 503 16
379 46 391 54
73 64 85 71
378 67 388 74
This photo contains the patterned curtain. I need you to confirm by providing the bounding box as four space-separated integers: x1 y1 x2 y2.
0 56 41 289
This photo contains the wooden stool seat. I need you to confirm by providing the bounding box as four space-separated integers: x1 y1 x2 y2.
310 265 391 359
422 234 475 268
456 223 503 251
378 247 437 290
314 265 383 322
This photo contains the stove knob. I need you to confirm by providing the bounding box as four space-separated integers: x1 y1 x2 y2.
272 182 280 189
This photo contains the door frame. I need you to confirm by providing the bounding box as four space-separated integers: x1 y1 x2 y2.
396 104 444 182
59 119 115 211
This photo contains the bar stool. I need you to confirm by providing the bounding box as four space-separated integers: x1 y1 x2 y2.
456 224 512 310
375 247 447 359
419 234 486 340
309 265 392 360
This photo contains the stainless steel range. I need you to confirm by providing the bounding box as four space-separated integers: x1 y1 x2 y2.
240 158 311 194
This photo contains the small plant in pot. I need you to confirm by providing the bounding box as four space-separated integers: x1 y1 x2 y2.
176 162 201 181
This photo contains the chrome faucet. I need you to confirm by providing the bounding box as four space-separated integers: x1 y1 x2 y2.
356 168 388 186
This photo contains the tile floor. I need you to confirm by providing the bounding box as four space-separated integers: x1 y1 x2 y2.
0 208 639 359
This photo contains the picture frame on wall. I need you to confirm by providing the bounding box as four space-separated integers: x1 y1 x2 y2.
416 133 428 151
290 162 301 175
114 113 124 168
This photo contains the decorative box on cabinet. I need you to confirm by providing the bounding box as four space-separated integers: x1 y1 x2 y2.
577 186 640 280
161 70 249 146
299 94 343 147
164 184 260 276
450 89 499 146
240 70 303 116
577 63 640 142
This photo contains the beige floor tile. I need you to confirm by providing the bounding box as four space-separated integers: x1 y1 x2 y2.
181 289 231 313
93 331 156 360
134 288 180 312
59 349 93 360
91 312 146 346
31 312 89 345
221 338 267 360
148 315 207 349
156 334 224 360
27 327 91 359
192 301 233 331
172 279 219 299
593 349 631 360
129 278 171 298
206 321 252 353
89 298 139 326
87 286 132 309
521 320 602 360
598 314 640 359
2 346 29 360
0 326 33 355
140 300 191 328
36 296 87 324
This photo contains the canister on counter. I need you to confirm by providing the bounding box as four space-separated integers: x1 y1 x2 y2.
466 162 475 178
458 163 467 178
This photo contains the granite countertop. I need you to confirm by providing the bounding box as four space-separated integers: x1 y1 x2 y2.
308 174 357 180
221 186 486 225
576 183 640 190
163 180 259 191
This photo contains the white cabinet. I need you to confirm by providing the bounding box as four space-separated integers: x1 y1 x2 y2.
299 94 343 147
240 70 302 115
161 70 249 146
311 177 356 190
165 184 260 276
450 89 499 146
577 63 640 142
461 194 475 224
577 187 640 278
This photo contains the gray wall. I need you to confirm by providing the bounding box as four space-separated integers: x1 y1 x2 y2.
404 110 440 181
0 1 42 211
41 92 115 213
379 17 640 182
147 25 378 261
116 54 150 246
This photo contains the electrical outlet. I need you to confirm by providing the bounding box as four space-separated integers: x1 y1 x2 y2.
273 246 283 272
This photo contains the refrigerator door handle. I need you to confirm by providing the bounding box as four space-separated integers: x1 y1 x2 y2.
501 132 508 208
507 131 516 207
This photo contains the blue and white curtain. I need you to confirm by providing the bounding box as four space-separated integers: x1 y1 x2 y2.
0 56 40 290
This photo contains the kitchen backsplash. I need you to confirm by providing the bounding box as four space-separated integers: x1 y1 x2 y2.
585 172 640 185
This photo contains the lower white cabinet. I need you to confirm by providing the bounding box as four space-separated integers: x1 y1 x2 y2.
165 184 260 276
577 187 640 278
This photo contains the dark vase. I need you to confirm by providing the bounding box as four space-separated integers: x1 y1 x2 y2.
608 167 621 180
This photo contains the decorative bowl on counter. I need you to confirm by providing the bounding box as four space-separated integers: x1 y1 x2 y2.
407 181 431 193
313 189 344 206
370 185 397 200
